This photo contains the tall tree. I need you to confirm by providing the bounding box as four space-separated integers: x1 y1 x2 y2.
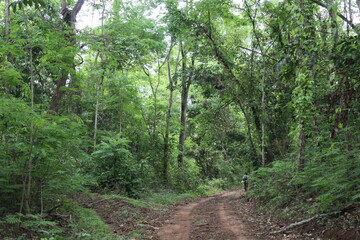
48 0 85 112
163 39 178 182
177 42 194 167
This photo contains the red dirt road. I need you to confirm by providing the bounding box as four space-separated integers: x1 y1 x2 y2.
157 190 257 240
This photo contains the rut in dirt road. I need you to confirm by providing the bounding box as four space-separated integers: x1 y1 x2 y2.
157 190 257 240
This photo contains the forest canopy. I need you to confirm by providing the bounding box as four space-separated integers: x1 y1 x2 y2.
1 0 359 238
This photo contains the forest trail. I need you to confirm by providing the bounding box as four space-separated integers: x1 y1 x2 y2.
157 189 257 240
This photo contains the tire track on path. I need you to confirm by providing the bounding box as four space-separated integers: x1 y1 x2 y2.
157 189 257 240
157 198 211 240
218 191 256 240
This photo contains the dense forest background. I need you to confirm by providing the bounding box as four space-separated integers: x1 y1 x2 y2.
1 0 359 239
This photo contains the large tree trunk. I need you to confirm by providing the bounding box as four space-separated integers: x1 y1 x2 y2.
48 0 85 112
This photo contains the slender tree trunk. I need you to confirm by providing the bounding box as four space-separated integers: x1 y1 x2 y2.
2 0 11 93
93 76 100 150
297 125 305 172
237 101 258 166
261 70 266 167
93 5 106 150
162 41 175 183
295 0 305 173
23 48 35 214
5 0 10 36
177 42 193 167
93 52 106 150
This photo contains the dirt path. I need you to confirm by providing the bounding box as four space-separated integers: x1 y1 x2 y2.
157 189 257 240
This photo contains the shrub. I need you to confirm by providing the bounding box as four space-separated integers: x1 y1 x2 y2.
91 135 145 197
169 158 202 192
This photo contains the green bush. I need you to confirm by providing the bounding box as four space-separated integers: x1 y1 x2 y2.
248 160 297 211
169 158 202 192
91 135 146 197
302 142 360 212
0 213 63 239
0 96 89 214
248 140 360 216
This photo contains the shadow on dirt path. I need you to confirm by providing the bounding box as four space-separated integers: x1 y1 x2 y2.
157 189 257 240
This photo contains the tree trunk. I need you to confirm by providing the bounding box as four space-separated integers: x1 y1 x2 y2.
93 4 106 150
23 48 35 214
5 0 10 36
2 0 11 93
177 42 193 167
297 125 305 172
48 0 85 112
163 41 176 183
295 0 305 173
237 101 259 166
261 68 266 167
93 74 100 150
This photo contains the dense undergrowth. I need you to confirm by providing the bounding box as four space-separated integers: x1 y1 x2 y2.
249 142 360 218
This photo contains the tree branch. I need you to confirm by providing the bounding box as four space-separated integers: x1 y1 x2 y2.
238 45 275 60
73 0 86 19
309 0 358 32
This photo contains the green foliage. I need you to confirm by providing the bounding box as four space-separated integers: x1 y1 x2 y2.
2 0 360 235
302 142 360 212
91 135 147 197
249 140 360 215
196 178 228 196
169 157 202 192
248 161 297 211
0 213 63 238
0 95 89 214
10 0 46 12
105 189 199 207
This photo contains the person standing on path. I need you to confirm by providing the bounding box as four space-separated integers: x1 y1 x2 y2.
242 173 249 191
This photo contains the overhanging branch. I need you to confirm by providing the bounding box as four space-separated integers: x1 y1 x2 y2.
309 0 358 32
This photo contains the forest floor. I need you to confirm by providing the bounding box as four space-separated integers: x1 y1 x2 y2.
77 188 358 240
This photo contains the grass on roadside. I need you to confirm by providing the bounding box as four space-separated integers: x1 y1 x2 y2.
60 200 118 240
103 182 227 209
103 190 200 208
